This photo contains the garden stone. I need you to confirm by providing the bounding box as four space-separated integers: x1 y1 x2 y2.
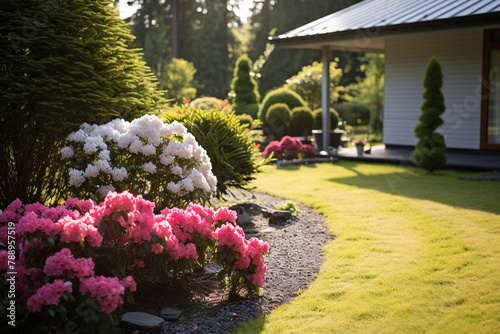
121 312 164 331
230 203 263 225
267 210 293 224
160 307 182 321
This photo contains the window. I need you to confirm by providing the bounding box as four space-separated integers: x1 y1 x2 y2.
481 29 500 150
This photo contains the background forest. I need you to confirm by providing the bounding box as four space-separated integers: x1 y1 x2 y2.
120 0 378 102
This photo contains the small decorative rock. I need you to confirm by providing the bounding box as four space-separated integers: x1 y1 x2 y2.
230 203 263 225
160 307 182 321
121 312 164 331
265 210 293 224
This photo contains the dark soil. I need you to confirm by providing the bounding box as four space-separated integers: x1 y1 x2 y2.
113 191 333 334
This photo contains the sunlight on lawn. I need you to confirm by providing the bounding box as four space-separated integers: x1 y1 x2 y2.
233 161 500 334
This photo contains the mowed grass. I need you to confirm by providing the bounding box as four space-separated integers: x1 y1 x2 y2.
233 161 500 333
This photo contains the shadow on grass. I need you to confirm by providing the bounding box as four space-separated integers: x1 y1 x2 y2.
327 166 500 214
231 313 266 334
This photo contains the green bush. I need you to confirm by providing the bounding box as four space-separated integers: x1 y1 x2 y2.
267 103 291 138
0 0 164 208
413 56 447 172
335 103 370 126
289 107 314 137
235 114 254 128
159 58 197 104
258 88 306 125
191 97 232 114
233 103 259 119
312 108 341 130
165 107 267 197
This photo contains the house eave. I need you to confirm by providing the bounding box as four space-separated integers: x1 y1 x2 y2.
270 12 500 52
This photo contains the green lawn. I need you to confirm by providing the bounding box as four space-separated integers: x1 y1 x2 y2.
233 161 500 333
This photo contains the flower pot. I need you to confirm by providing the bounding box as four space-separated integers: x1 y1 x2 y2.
312 130 346 150
356 145 364 156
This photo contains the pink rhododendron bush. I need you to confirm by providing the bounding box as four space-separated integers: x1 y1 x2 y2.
263 136 316 160
0 191 268 331
61 114 217 209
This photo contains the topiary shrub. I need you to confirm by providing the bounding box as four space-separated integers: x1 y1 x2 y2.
413 56 447 172
266 103 291 139
165 107 267 197
230 54 260 106
233 103 259 119
289 106 314 137
258 87 306 125
312 108 341 130
335 103 370 126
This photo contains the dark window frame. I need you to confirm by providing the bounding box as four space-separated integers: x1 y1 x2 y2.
481 28 500 150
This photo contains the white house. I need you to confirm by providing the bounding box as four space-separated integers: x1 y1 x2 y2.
270 0 500 154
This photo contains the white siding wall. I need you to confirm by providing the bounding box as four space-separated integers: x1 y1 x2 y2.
383 29 483 149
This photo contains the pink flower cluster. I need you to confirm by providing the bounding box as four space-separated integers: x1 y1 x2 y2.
44 248 94 279
0 191 268 316
27 279 72 312
263 136 316 160
80 276 126 313
215 223 269 287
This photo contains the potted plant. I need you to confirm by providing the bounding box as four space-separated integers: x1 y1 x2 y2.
353 139 366 156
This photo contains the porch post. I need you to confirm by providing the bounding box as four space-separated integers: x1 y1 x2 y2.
322 45 331 150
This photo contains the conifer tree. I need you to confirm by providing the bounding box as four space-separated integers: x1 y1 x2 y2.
413 56 447 172
0 0 165 208
231 54 260 106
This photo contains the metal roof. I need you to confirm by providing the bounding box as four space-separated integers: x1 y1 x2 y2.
270 0 500 50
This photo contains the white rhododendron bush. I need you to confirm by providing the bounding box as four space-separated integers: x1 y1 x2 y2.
61 114 217 209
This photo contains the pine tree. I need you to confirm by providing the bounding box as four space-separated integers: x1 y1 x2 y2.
413 56 447 172
0 0 165 208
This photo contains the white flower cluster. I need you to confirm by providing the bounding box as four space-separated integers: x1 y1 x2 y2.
63 115 217 198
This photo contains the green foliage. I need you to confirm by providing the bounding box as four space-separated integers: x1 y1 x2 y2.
191 97 232 114
414 56 447 172
275 200 301 215
284 61 344 110
248 0 364 96
235 114 254 128
335 103 370 126
231 54 260 105
158 58 197 104
233 103 259 119
289 107 314 137
312 108 341 130
258 87 306 125
165 107 267 197
267 103 291 138
346 53 385 134
0 0 164 208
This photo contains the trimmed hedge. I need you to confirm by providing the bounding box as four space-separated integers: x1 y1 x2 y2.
312 108 341 130
289 107 314 136
258 88 306 125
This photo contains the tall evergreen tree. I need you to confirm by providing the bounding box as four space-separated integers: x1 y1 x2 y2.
0 0 164 208
413 56 447 172
231 54 260 105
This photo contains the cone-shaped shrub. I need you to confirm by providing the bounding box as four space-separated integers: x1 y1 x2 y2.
231 54 260 105
289 107 314 137
413 56 447 172
258 88 306 125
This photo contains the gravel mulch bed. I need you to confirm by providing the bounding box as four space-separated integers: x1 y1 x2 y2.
115 191 333 334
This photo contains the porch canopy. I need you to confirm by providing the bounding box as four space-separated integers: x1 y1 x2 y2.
269 0 500 149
